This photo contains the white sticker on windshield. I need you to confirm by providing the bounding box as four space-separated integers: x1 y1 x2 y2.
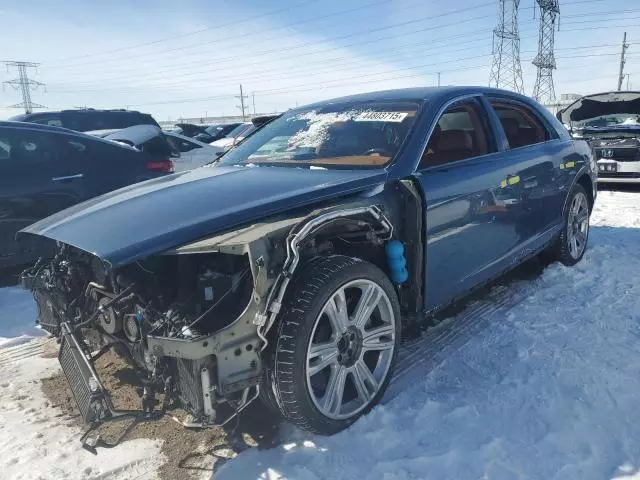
354 111 409 123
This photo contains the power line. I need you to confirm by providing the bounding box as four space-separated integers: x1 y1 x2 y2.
51 4 497 81
43 0 612 72
48 17 640 95
46 8 640 92
2 61 46 113
44 0 411 70
44 0 321 65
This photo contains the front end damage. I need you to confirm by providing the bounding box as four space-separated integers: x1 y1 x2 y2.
21 203 397 445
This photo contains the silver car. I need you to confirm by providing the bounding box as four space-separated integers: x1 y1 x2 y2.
559 91 640 184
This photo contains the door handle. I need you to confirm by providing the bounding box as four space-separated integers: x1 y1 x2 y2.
52 173 83 182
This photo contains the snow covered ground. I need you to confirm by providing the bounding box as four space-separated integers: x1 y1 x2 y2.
1 188 639 479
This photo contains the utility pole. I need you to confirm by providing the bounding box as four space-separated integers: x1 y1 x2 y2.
437 72 441 87
626 74 631 91
532 0 560 104
617 32 629 91
252 91 256 115
2 61 45 113
235 84 248 121
489 0 524 93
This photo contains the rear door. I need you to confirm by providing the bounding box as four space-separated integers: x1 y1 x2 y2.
485 96 570 237
414 97 525 310
0 128 86 264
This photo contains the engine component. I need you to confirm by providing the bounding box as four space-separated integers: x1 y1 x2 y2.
98 297 121 335
123 313 140 342
175 358 215 421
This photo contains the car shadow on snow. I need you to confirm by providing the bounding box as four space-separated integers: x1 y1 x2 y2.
216 224 640 480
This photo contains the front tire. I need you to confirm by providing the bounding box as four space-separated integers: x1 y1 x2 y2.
263 255 401 435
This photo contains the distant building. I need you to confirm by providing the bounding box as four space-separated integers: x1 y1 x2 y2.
543 93 582 116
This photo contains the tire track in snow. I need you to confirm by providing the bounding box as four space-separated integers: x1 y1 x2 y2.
0 338 48 366
386 281 532 401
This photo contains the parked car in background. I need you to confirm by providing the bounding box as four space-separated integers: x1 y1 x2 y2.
87 127 220 171
558 91 640 183
19 87 596 440
164 131 225 170
209 122 257 152
0 122 173 269
193 123 241 143
173 123 210 138
9 108 160 133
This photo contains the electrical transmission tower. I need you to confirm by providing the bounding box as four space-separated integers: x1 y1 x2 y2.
532 0 560 104
2 61 45 114
489 0 524 93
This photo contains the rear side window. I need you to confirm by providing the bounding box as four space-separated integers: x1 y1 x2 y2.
0 130 58 164
31 115 63 127
490 101 553 149
420 99 495 168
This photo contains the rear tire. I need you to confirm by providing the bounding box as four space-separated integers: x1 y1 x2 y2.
542 184 590 266
261 255 401 435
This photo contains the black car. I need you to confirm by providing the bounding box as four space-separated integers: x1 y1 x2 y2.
0 122 173 269
193 123 241 143
9 108 160 133
173 123 210 138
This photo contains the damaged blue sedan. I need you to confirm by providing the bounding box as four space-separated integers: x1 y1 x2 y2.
19 87 596 439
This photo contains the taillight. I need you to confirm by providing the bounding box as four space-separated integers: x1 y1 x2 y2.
146 159 174 173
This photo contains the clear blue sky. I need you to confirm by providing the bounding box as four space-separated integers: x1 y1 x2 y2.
1 0 639 120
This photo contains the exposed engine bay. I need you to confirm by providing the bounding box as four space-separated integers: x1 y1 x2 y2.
22 244 257 428
19 203 402 446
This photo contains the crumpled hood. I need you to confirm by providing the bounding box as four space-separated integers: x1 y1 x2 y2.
19 165 386 268
558 91 640 124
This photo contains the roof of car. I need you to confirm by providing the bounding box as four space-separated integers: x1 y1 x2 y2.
0 120 78 134
0 121 138 150
303 86 532 108
12 108 151 117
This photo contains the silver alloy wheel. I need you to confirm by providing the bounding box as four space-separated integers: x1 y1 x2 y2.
567 191 590 260
305 279 396 420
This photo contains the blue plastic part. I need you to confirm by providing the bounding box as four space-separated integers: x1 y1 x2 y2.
385 240 408 284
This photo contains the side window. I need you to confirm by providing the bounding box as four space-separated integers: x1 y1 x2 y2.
0 131 58 165
490 102 552 149
420 100 495 168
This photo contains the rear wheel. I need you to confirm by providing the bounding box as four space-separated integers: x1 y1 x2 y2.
543 184 590 266
262 255 401 434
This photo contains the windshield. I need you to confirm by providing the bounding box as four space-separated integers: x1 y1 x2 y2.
218 100 421 168
577 114 640 128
